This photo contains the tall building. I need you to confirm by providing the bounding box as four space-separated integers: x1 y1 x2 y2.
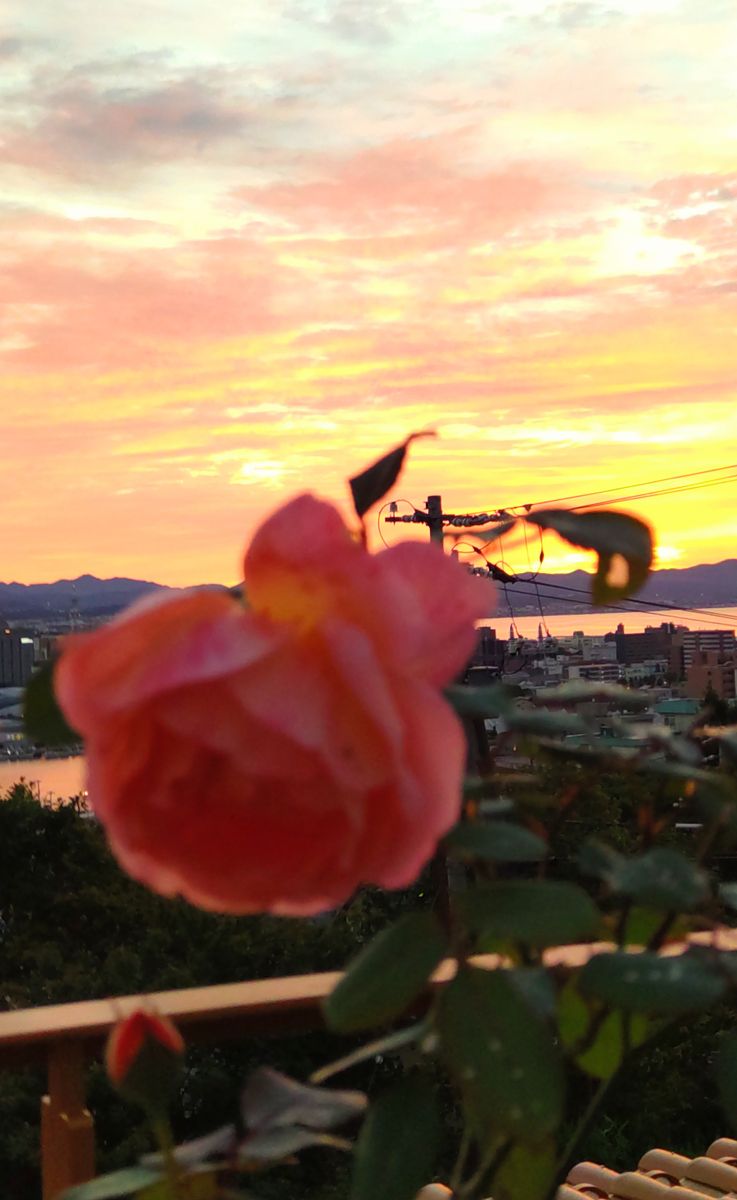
614 623 679 665
471 626 506 671
0 628 35 686
681 629 736 670
685 650 737 701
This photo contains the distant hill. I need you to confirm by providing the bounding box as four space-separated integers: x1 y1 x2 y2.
502 558 737 617
0 575 176 619
1 559 736 621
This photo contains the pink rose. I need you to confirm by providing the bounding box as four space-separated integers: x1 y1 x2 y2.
55 495 489 915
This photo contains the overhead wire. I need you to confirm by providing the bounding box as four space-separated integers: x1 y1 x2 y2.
491 460 737 514
521 577 737 628
458 540 737 630
565 472 737 512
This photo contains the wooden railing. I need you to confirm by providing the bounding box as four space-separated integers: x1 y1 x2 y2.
2 931 737 1200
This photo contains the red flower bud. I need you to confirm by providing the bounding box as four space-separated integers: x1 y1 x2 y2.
106 1009 184 1116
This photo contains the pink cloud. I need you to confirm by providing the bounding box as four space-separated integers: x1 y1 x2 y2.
233 136 572 237
0 234 279 368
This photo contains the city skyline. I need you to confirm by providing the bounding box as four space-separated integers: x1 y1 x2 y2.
2 1 737 586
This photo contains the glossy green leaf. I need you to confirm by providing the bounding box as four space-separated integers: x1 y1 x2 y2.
459 881 600 947
437 966 564 1140
349 433 434 519
324 911 448 1033
493 1138 556 1200
351 1076 440 1200
445 821 547 863
579 841 710 912
557 979 649 1079
525 509 653 603
60 1167 162 1200
579 951 726 1014
23 658 79 747
715 1031 737 1131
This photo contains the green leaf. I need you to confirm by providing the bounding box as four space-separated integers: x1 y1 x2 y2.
351 1075 440 1200
493 1139 556 1200
324 912 448 1033
437 966 564 1140
578 951 726 1014
557 980 649 1079
446 684 513 718
23 658 79 747
143 1125 235 1170
240 1067 367 1131
532 682 652 709
507 709 590 738
61 1167 162 1200
579 841 711 912
716 1031 737 1131
525 509 653 603
445 822 547 863
348 433 434 519
701 725 737 755
511 968 557 1020
616 908 689 948
139 1175 217 1200
458 881 600 947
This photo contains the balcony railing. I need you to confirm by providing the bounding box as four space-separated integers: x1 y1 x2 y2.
2 930 736 1200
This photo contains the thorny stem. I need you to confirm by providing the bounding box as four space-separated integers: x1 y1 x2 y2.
545 1077 613 1200
153 1118 180 1200
449 1126 474 1196
457 1135 514 1200
309 1021 431 1085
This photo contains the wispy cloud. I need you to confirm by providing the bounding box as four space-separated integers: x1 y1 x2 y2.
1 0 736 583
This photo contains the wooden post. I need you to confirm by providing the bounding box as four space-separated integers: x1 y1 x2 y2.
41 1041 95 1200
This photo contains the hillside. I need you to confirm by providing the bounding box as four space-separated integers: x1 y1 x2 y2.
1 559 736 620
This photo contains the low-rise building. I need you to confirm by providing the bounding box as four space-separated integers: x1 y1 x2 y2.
653 697 701 732
568 660 621 683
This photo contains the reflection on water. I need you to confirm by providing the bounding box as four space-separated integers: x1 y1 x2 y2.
483 605 737 640
0 756 86 806
1 609 735 805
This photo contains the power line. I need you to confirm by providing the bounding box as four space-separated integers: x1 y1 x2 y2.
495 460 737 514
476 574 737 629
522 577 737 627
487 583 737 629
463 540 737 629
565 473 737 512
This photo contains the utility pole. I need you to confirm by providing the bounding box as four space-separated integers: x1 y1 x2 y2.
426 495 444 545
387 494 492 925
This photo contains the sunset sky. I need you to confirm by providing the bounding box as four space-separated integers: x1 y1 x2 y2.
2 0 737 587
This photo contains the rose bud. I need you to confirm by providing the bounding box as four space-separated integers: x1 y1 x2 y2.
106 1009 184 1117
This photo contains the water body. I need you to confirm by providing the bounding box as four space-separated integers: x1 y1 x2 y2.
483 605 737 640
0 755 85 805
2 607 736 803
